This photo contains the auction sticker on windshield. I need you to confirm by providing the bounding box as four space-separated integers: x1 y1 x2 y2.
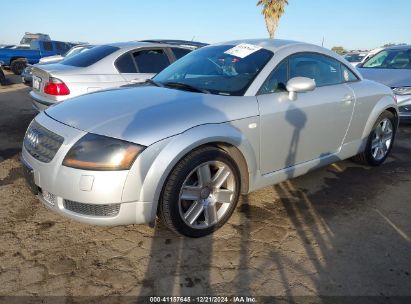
224 43 262 58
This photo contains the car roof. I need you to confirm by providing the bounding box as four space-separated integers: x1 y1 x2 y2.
385 45 411 51
140 39 208 48
71 44 94 49
214 39 363 80
345 52 367 55
105 41 194 51
213 39 307 52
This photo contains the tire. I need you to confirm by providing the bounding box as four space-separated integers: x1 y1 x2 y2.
0 68 5 85
158 146 241 237
352 111 396 166
10 59 26 75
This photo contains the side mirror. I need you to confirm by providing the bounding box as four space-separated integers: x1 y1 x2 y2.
286 77 316 100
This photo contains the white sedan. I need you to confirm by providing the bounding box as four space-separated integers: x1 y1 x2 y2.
29 41 204 111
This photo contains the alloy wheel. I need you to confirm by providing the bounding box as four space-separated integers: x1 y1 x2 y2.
371 118 393 161
178 160 236 229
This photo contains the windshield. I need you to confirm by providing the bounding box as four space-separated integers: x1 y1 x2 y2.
153 44 273 96
61 45 118 67
344 53 366 63
20 38 35 45
362 48 411 69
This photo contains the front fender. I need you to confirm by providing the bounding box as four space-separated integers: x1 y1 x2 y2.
139 119 259 223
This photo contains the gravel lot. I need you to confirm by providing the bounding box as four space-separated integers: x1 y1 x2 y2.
1 72 411 299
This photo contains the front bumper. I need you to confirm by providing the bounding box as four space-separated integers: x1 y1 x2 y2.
396 94 411 120
21 113 154 226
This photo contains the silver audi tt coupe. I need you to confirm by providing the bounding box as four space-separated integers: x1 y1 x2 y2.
22 39 399 237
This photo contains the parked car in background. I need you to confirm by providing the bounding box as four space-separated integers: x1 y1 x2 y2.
357 45 411 120
29 40 205 111
362 47 384 63
344 52 368 67
22 39 398 237
10 45 31 50
0 44 16 49
140 39 208 50
22 45 95 85
39 44 94 64
0 40 71 75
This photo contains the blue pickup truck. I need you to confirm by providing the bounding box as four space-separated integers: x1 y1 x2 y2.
0 40 71 75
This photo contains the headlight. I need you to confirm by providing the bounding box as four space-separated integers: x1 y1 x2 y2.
63 133 145 171
392 87 411 96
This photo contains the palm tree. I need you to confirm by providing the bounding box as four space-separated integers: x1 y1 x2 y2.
257 0 289 39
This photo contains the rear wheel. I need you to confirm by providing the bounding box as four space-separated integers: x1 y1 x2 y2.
10 59 26 75
352 111 396 166
158 146 241 237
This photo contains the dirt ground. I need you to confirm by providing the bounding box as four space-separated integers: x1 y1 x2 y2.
1 72 411 300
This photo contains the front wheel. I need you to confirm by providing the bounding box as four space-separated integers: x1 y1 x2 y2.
352 111 396 166
159 146 241 237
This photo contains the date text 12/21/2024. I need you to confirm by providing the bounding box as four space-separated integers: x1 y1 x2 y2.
149 296 257 303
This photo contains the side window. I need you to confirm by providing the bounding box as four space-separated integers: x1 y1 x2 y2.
171 47 191 60
43 41 53 51
115 53 137 73
341 64 359 82
133 49 170 73
289 53 342 87
258 60 288 95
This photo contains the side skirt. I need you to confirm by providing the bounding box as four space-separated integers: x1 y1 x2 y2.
248 138 366 193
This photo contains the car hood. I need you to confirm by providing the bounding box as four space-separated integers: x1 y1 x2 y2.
45 86 258 146
358 68 411 88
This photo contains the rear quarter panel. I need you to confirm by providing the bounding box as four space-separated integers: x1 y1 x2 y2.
59 74 128 97
31 63 127 102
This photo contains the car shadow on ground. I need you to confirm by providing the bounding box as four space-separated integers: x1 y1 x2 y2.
0 85 35 164
0 69 24 86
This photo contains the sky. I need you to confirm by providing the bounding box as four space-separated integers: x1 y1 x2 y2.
0 0 410 51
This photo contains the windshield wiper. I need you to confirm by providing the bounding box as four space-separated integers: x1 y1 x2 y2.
145 79 164 87
164 82 210 94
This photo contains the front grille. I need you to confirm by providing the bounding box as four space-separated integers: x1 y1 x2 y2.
23 120 64 163
63 200 120 217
